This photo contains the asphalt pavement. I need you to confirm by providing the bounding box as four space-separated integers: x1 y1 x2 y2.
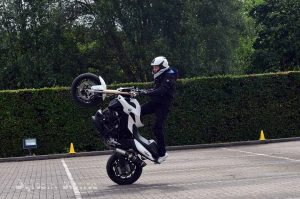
1 140 300 199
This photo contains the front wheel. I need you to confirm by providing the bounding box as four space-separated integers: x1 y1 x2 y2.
71 73 103 107
106 153 143 185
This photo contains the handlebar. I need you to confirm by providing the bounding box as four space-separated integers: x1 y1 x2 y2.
86 88 147 98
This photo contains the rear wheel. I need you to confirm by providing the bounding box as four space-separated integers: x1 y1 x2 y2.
71 73 103 107
106 153 143 185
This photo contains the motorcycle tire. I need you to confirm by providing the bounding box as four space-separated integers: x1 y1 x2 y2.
71 73 103 108
106 153 143 185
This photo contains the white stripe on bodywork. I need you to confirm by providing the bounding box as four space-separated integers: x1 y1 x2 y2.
118 95 144 134
134 139 155 161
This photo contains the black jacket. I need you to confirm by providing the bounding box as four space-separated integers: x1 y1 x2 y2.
147 68 177 105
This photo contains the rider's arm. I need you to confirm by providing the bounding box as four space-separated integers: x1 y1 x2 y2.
147 75 176 96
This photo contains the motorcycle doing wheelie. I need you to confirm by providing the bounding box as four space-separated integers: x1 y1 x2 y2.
71 73 161 185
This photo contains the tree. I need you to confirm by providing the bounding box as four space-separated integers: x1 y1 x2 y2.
248 0 300 73
66 0 248 80
0 0 250 89
90 0 187 82
230 0 264 74
194 0 246 75
0 0 85 89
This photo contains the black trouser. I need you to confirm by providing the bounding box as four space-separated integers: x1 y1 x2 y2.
141 101 169 157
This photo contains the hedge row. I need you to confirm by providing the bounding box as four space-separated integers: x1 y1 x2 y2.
0 71 300 158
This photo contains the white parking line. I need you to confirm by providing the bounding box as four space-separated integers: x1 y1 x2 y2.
223 148 300 162
61 159 82 199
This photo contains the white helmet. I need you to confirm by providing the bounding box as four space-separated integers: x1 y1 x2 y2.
151 56 169 69
151 56 170 79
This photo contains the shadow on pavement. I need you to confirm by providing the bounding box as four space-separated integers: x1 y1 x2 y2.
86 183 186 198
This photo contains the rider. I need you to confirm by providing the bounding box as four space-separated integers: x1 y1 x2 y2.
141 56 177 163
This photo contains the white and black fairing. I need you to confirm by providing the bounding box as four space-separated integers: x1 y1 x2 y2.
72 73 161 184
92 87 160 161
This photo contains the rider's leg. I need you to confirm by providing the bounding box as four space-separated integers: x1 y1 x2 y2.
141 101 155 116
153 106 169 157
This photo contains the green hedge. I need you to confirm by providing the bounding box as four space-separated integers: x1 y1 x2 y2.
0 71 300 158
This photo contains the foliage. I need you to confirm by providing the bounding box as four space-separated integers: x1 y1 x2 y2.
0 0 83 89
231 0 264 74
0 0 251 89
248 0 300 73
0 71 300 157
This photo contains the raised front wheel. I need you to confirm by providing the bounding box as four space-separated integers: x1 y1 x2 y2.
71 73 103 107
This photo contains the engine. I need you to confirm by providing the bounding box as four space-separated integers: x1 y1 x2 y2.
92 109 120 143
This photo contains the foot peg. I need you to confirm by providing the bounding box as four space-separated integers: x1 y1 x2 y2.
132 155 147 167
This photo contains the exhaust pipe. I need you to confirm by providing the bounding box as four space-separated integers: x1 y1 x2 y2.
115 148 127 156
115 148 147 167
131 155 147 167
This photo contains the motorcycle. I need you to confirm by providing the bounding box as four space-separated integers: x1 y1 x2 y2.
71 73 160 185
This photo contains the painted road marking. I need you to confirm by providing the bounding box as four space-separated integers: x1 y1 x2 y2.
223 148 300 162
61 159 82 199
